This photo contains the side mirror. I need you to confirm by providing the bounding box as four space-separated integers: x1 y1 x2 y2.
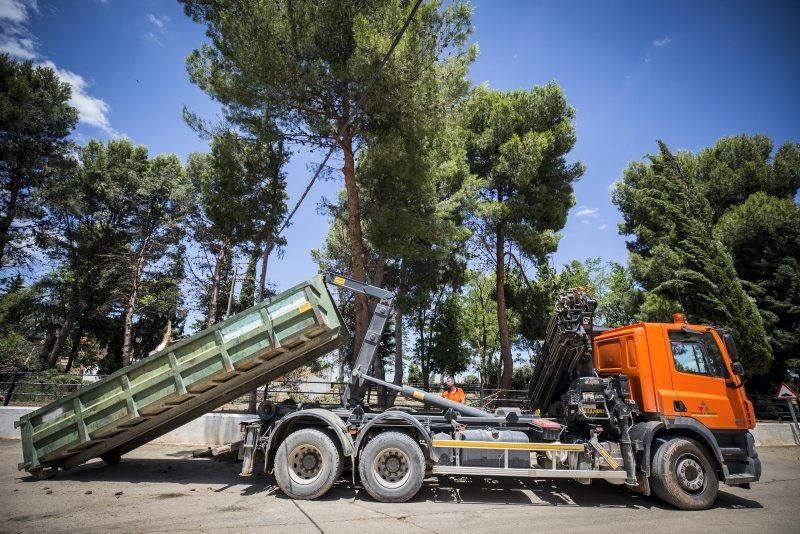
723 332 740 361
732 361 744 376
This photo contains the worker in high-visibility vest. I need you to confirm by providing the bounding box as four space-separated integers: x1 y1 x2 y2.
442 376 466 404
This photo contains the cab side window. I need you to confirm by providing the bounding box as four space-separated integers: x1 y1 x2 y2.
669 330 729 378
671 342 709 374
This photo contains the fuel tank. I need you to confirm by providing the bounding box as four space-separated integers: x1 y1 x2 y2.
456 429 530 468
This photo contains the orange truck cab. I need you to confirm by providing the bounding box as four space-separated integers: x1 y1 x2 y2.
594 313 761 503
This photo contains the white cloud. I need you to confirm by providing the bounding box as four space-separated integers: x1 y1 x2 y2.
575 206 599 218
598 224 608 231
0 0 121 138
0 0 38 58
608 180 619 191
145 13 169 46
0 0 35 23
0 35 35 58
145 30 161 46
653 36 672 47
147 13 169 30
41 61 122 138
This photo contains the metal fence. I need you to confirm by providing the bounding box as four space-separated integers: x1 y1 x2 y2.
1 370 793 421
0 371 529 413
749 394 798 422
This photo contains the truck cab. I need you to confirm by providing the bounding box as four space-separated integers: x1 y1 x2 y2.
594 314 761 507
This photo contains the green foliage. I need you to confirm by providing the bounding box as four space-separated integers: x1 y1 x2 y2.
462 374 479 386
463 83 585 262
37 138 152 367
462 82 584 390
696 134 800 221
182 0 474 148
187 132 287 326
0 54 78 274
407 363 423 385
0 330 37 372
459 270 500 385
511 364 532 391
503 264 557 347
188 133 286 248
427 293 471 377
715 192 800 387
613 141 772 374
555 257 641 327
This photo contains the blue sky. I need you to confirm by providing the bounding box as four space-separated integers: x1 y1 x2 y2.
3 0 799 295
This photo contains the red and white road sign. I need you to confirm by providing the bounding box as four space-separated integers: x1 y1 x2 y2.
775 382 799 400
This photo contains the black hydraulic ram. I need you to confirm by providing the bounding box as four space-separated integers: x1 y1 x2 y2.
353 370 493 418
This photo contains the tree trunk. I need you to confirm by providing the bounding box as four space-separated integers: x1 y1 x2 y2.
480 326 488 387
121 249 148 367
370 254 387 409
387 259 406 407
248 389 259 414
240 244 260 309
153 319 172 353
257 242 272 302
207 239 229 328
224 264 237 319
46 297 86 369
417 311 429 391
64 319 85 373
0 180 20 268
339 131 369 361
496 222 513 395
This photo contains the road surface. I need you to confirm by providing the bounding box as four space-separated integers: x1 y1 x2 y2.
1 439 798 533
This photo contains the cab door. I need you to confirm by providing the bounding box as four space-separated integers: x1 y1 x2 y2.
663 326 748 430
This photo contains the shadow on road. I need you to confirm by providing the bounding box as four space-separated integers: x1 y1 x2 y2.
20 455 763 511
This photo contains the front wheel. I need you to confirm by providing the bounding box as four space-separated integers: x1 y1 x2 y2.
649 437 718 510
358 431 425 503
274 428 342 500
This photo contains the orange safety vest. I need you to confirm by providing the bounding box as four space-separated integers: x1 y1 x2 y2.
442 387 465 404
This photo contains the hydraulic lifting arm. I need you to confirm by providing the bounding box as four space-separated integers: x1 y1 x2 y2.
527 289 598 413
325 273 395 407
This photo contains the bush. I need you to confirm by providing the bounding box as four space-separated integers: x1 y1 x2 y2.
463 374 480 386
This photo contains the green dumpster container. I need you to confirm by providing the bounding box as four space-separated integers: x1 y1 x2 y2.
16 275 345 477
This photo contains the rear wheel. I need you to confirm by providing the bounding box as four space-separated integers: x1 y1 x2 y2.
274 428 342 500
650 437 718 510
358 431 425 503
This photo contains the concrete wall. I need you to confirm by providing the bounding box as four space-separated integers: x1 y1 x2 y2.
752 421 800 447
1 406 799 447
0 406 253 446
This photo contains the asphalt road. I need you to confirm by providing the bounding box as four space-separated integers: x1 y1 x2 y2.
1 439 799 533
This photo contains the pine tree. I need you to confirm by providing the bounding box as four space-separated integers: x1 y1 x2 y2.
613 141 772 374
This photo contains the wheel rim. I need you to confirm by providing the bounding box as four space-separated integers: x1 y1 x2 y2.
288 443 324 485
372 447 411 489
675 454 705 492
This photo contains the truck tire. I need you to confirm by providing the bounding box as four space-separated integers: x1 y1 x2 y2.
274 428 342 500
358 431 425 503
649 437 718 510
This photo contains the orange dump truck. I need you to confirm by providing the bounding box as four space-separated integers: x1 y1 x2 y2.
19 275 760 511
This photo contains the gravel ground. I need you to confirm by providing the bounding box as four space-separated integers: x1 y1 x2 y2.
1 439 799 533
